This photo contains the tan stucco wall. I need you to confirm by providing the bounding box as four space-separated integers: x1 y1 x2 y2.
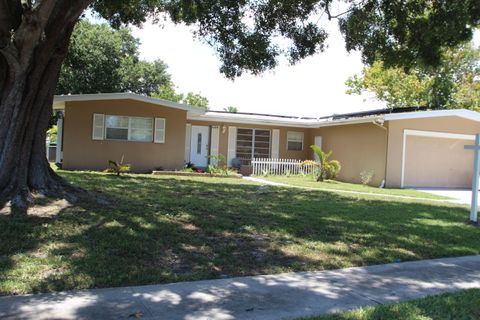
311 123 388 186
63 100 187 172
188 120 313 162
386 116 480 188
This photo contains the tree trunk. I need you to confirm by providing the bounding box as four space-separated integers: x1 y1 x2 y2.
0 1 92 215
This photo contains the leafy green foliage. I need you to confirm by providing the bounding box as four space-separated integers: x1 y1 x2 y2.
183 92 209 109
91 1 480 78
105 157 131 176
339 1 480 70
346 61 431 108
224 106 238 113
153 88 209 109
46 126 58 143
346 43 480 109
359 170 375 186
57 20 171 95
57 20 210 108
154 85 185 103
310 145 341 181
207 154 237 176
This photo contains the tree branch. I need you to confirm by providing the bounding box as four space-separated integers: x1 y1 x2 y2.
325 0 368 20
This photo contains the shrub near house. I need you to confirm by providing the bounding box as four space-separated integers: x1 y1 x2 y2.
310 145 341 182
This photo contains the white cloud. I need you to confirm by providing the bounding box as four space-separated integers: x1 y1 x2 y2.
131 19 385 117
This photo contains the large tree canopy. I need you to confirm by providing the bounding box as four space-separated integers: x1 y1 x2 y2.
91 1 480 78
154 89 210 109
346 43 480 110
57 20 171 95
57 20 210 108
0 0 479 213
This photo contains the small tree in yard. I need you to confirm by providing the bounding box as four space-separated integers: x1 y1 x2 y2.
311 145 341 182
0 1 478 214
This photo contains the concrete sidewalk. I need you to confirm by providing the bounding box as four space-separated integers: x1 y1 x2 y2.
1 255 479 320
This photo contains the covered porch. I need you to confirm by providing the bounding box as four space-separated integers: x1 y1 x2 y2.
184 121 321 175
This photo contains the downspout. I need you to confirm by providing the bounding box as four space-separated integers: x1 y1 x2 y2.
372 117 388 188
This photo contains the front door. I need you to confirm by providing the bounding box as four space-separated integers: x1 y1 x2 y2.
190 126 210 167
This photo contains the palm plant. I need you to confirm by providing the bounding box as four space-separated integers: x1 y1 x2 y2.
310 145 341 181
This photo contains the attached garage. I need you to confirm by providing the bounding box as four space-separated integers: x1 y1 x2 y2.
402 130 474 188
385 110 480 189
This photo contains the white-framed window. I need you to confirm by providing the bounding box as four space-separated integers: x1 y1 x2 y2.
236 128 271 164
287 131 304 151
98 115 159 143
154 118 166 143
129 117 154 142
106 115 129 140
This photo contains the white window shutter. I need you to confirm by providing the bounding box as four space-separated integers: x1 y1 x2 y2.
271 129 280 158
227 126 237 166
314 136 322 161
92 113 105 140
154 118 165 143
185 124 192 162
210 126 220 165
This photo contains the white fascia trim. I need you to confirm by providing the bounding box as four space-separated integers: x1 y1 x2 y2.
188 113 384 128
385 109 480 122
187 114 319 128
401 129 476 188
404 129 476 141
54 93 206 114
316 116 384 127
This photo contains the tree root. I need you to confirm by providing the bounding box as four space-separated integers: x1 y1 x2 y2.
2 175 110 217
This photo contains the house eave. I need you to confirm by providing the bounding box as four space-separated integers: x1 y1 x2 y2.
187 113 320 128
53 93 206 114
188 113 385 128
384 109 480 122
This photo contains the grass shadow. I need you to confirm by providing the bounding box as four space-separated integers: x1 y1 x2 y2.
0 170 478 295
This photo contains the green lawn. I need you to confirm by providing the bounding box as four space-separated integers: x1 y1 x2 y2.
301 289 480 320
262 175 451 199
0 170 478 295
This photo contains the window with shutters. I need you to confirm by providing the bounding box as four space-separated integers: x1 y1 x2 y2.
236 128 271 165
130 117 154 142
103 115 154 142
106 115 129 140
287 131 304 151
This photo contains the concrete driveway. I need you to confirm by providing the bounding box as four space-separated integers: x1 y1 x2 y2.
416 188 476 205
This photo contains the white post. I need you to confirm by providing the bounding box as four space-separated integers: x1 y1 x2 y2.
55 112 64 164
465 133 480 223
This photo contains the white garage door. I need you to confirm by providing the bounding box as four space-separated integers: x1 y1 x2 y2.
403 131 475 188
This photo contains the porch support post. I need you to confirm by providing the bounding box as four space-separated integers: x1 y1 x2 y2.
465 133 480 223
55 111 64 164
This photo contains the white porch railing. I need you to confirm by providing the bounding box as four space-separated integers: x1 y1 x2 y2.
251 158 318 176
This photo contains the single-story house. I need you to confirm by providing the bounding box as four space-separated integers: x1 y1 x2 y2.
52 93 480 189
